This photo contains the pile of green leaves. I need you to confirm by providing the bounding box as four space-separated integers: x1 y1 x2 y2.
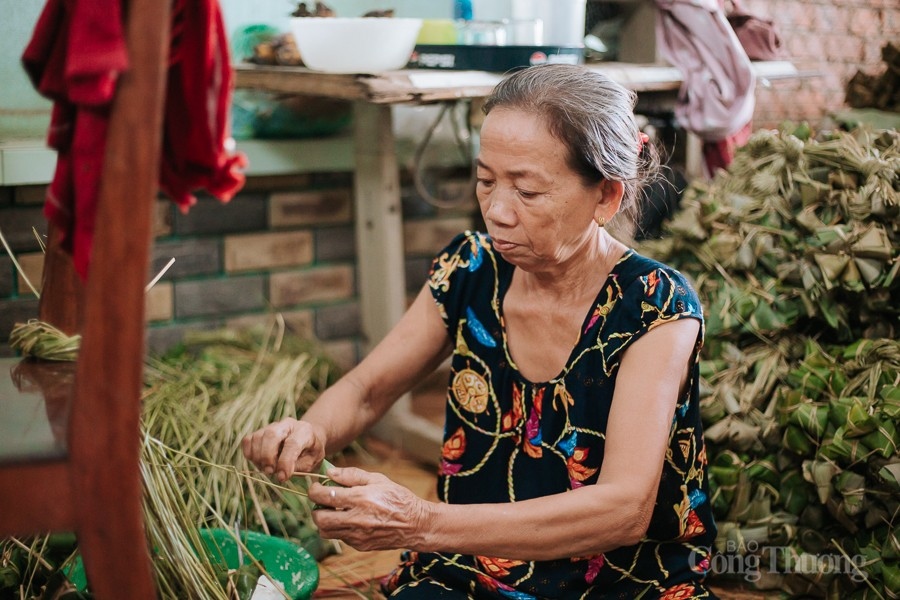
640 125 899 598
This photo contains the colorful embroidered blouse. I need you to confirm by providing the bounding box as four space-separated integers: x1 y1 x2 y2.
383 232 717 599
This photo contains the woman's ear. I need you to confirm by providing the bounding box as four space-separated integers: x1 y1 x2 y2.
594 179 624 223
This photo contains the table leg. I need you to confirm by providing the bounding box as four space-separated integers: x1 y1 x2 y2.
351 102 442 464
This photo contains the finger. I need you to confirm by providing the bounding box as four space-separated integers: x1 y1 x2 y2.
276 434 312 482
311 504 344 539
249 430 269 473
240 433 254 464
308 482 341 509
246 431 268 471
292 450 322 476
258 421 293 475
327 466 388 488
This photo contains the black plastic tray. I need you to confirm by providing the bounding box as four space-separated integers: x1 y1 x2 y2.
409 44 584 72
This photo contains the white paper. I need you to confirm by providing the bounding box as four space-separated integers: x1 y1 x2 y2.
250 575 286 600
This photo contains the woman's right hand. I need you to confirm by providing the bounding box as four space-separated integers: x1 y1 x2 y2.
241 418 326 482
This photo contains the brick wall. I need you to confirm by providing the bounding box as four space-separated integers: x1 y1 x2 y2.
0 170 477 369
746 0 898 128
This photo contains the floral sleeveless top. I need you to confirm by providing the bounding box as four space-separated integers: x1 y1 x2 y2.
382 232 717 600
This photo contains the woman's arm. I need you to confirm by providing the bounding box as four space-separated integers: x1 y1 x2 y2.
311 317 701 559
243 284 452 481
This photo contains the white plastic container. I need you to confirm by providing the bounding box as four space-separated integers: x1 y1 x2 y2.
510 0 587 47
289 18 423 74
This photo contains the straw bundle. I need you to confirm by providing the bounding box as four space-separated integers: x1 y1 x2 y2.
1 319 344 598
640 125 899 598
8 319 81 362
141 323 342 561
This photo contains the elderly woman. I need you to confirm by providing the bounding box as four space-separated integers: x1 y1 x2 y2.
243 64 717 599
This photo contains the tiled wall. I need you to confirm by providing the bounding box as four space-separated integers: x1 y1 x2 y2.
747 0 898 128
0 171 477 368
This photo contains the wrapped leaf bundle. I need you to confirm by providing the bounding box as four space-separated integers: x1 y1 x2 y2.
640 125 899 597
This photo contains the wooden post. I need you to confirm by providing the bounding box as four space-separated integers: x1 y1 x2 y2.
351 102 442 462
38 224 84 335
69 0 171 595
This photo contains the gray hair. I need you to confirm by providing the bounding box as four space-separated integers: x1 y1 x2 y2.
482 64 660 227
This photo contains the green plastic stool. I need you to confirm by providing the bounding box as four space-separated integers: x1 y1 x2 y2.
67 528 319 599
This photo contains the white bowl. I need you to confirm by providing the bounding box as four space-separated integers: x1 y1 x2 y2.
289 17 424 74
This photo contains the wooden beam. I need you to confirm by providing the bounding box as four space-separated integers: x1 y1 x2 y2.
68 0 171 595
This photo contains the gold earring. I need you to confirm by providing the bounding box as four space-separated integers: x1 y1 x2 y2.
596 215 606 228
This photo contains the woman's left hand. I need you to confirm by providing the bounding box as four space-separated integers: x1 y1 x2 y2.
308 466 432 552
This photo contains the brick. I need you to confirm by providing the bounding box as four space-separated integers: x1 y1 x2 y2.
885 8 900 33
862 41 884 65
224 312 279 332
146 321 223 355
849 7 882 36
13 185 47 206
321 339 358 373
282 310 315 337
833 33 865 61
314 302 361 340
174 276 266 319
242 174 313 192
145 281 173 322
403 217 472 256
0 298 40 344
173 193 267 236
226 309 314 338
270 189 352 228
309 172 353 188
154 200 173 238
809 2 838 32
0 256 13 297
270 265 355 308
0 207 47 251
224 231 313 273
15 252 44 296
786 2 812 30
152 239 222 280
315 226 356 262
797 36 824 62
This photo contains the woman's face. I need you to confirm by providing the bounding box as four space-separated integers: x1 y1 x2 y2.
475 108 605 271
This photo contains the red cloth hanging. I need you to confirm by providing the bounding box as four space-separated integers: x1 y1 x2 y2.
160 0 247 212
21 0 246 279
701 120 753 178
654 0 756 176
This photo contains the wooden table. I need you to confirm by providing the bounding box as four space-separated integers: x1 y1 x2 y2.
233 61 799 464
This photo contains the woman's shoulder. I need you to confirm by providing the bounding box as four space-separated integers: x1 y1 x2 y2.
431 231 504 275
434 231 492 259
620 249 696 289
617 249 702 315
429 231 500 293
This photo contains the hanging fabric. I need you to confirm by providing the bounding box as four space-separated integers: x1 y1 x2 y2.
654 0 756 175
22 0 246 280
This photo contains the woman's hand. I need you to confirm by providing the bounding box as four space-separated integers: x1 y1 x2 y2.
241 418 326 482
309 467 432 552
